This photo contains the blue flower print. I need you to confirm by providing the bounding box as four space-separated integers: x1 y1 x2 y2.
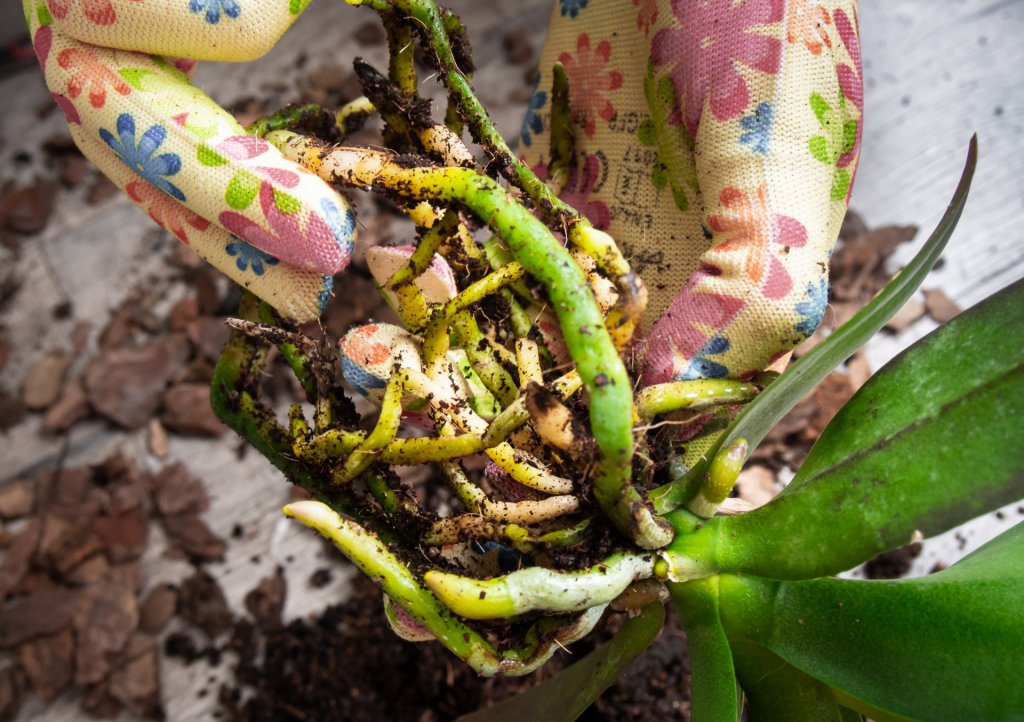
320 197 356 255
559 0 588 18
341 355 387 398
680 335 731 380
739 102 774 155
100 113 185 201
189 0 241 25
519 78 547 148
795 278 828 336
317 275 335 313
225 238 280 276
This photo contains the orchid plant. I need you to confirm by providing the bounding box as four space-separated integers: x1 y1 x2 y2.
188 3 1024 721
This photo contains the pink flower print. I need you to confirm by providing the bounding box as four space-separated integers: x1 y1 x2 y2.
640 270 746 385
633 0 658 34
47 0 142 26
651 0 784 136
219 183 340 272
835 8 862 171
51 94 81 125
530 154 610 229
33 26 52 71
787 0 832 56
126 180 210 244
58 47 132 109
708 184 807 299
216 136 301 188
560 153 611 229
559 33 623 138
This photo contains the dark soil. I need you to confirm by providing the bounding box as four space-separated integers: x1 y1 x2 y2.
219 571 691 722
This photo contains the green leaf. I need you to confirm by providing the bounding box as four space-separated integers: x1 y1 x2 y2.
117 68 153 91
273 188 301 215
842 119 858 154
729 640 865 722
831 168 850 200
225 170 260 210
809 92 831 124
650 136 977 514
669 279 1024 579
718 524 1024 721
37 2 52 26
670 579 739 722
454 603 664 722
197 144 229 168
638 119 657 146
809 135 832 164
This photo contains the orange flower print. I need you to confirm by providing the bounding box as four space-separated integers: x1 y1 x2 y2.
58 47 132 109
47 0 143 26
708 184 807 299
126 181 210 244
787 0 833 56
633 0 658 35
559 33 623 138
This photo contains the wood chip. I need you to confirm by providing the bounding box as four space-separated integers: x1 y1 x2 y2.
735 465 778 508
93 506 149 563
74 578 139 686
161 514 226 562
244 568 287 631
37 512 104 575
0 588 79 648
109 632 162 719
153 463 209 517
503 29 535 65
0 520 40 601
847 351 873 391
147 418 169 458
884 298 926 332
178 570 233 640
0 480 35 520
42 376 91 432
923 288 961 323
139 584 178 635
18 628 73 702
161 382 226 437
0 665 25 722
168 297 199 332
354 21 386 46
0 393 26 431
64 554 110 586
807 373 856 440
84 334 191 429
21 351 72 411
0 180 57 234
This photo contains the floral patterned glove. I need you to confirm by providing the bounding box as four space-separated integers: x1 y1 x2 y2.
519 0 862 384
24 0 351 322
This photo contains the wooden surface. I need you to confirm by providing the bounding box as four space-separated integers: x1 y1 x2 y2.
1 1 1022 719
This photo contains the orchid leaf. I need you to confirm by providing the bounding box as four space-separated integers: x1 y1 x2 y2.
729 640 865 722
670 579 740 722
717 523 1024 721
670 279 1024 580
651 136 977 514
455 602 664 722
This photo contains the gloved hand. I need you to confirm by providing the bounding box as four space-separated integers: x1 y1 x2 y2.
519 0 862 385
24 0 351 322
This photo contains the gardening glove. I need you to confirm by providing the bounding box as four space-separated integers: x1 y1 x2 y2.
23 0 350 323
519 0 862 384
